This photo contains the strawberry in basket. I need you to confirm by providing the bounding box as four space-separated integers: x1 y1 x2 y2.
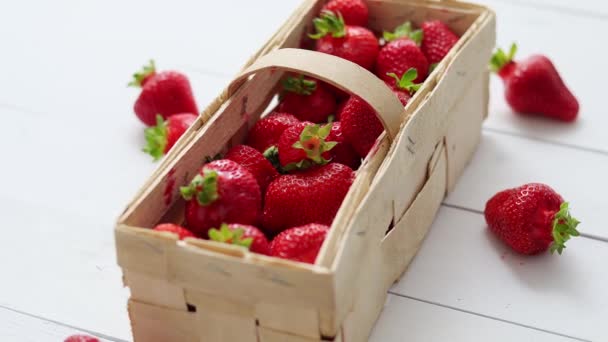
377 22 429 84
246 112 300 153
208 223 270 255
321 0 368 26
277 75 337 123
270 223 330 264
420 20 460 66
225 144 279 193
385 68 422 106
153 223 196 240
143 113 197 161
339 96 383 158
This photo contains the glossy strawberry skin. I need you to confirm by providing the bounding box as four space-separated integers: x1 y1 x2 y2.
484 183 564 255
421 20 459 64
270 223 330 264
278 81 337 123
322 0 368 26
339 96 384 158
376 38 429 84
225 145 279 193
315 26 379 70
246 112 300 152
165 113 197 152
134 71 198 126
184 160 261 237
263 163 355 234
225 223 271 255
153 223 196 240
64 335 100 342
327 122 361 169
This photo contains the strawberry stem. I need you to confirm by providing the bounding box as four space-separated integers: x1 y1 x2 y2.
309 10 346 39
549 202 580 255
180 170 219 206
387 68 421 94
128 60 156 87
282 75 317 95
208 224 253 249
142 114 168 161
263 146 284 173
292 123 337 164
489 43 517 73
383 21 423 44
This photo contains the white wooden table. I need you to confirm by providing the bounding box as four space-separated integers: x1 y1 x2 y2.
1 0 606 341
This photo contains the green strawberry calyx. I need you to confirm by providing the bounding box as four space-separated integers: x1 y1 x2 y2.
282 75 317 96
208 224 253 249
387 68 421 94
142 114 168 161
383 21 423 44
263 146 285 173
180 170 219 206
549 202 580 255
489 43 517 73
128 59 156 87
287 123 337 171
309 10 346 40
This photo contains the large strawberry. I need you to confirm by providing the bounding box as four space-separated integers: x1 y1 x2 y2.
421 20 459 65
485 183 580 255
225 144 279 193
277 75 337 123
490 44 579 122
129 60 198 126
181 160 261 237
385 68 421 106
377 22 429 84
321 0 368 26
143 113 197 161
263 163 354 234
208 223 270 255
310 11 379 70
327 122 360 169
270 223 330 264
339 96 384 157
153 223 196 240
278 122 337 170
246 112 300 153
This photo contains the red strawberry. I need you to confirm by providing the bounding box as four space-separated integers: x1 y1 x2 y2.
181 160 261 237
246 112 300 153
385 68 422 106
377 22 429 83
153 223 196 240
278 122 338 170
485 183 580 255
270 223 330 264
490 44 579 122
421 20 459 65
208 223 270 255
225 144 279 193
327 122 361 169
311 11 379 70
64 335 100 342
339 96 384 157
263 163 355 234
321 0 368 26
129 60 199 126
143 113 197 161
277 75 337 123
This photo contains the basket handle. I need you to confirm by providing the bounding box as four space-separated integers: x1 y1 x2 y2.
227 48 405 140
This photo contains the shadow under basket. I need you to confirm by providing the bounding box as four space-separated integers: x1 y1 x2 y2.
115 0 496 341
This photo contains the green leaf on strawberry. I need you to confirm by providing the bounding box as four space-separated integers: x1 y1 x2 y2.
489 43 517 73
142 114 168 161
180 170 219 205
309 10 347 39
208 224 254 249
383 21 423 44
128 59 156 87
549 202 581 255
282 75 317 96
387 68 421 94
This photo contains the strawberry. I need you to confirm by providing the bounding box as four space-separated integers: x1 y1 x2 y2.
246 112 300 153
385 68 422 106
129 60 198 126
278 122 337 170
270 223 330 264
339 96 383 157
263 163 355 234
64 335 100 342
485 183 580 255
327 122 361 169
208 223 270 255
277 75 337 123
181 160 261 237
421 20 459 65
490 44 579 122
321 0 368 26
225 144 279 193
153 223 196 240
143 113 197 161
377 22 429 84
310 11 379 70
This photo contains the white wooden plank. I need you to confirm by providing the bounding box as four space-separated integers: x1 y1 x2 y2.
370 294 581 342
391 206 608 342
481 0 608 17
445 131 608 240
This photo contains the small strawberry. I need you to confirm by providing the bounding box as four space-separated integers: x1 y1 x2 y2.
321 0 369 26
485 183 580 255
310 11 379 70
339 96 383 157
129 60 199 126
263 163 355 234
327 122 361 169
246 112 300 153
377 22 429 84
277 75 337 123
153 223 197 240
270 223 330 264
385 68 421 106
181 160 261 237
64 335 100 342
208 223 270 255
490 44 579 122
278 122 337 170
143 113 197 161
225 144 279 193
421 20 459 65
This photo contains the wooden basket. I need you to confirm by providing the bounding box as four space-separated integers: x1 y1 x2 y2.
115 0 495 341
